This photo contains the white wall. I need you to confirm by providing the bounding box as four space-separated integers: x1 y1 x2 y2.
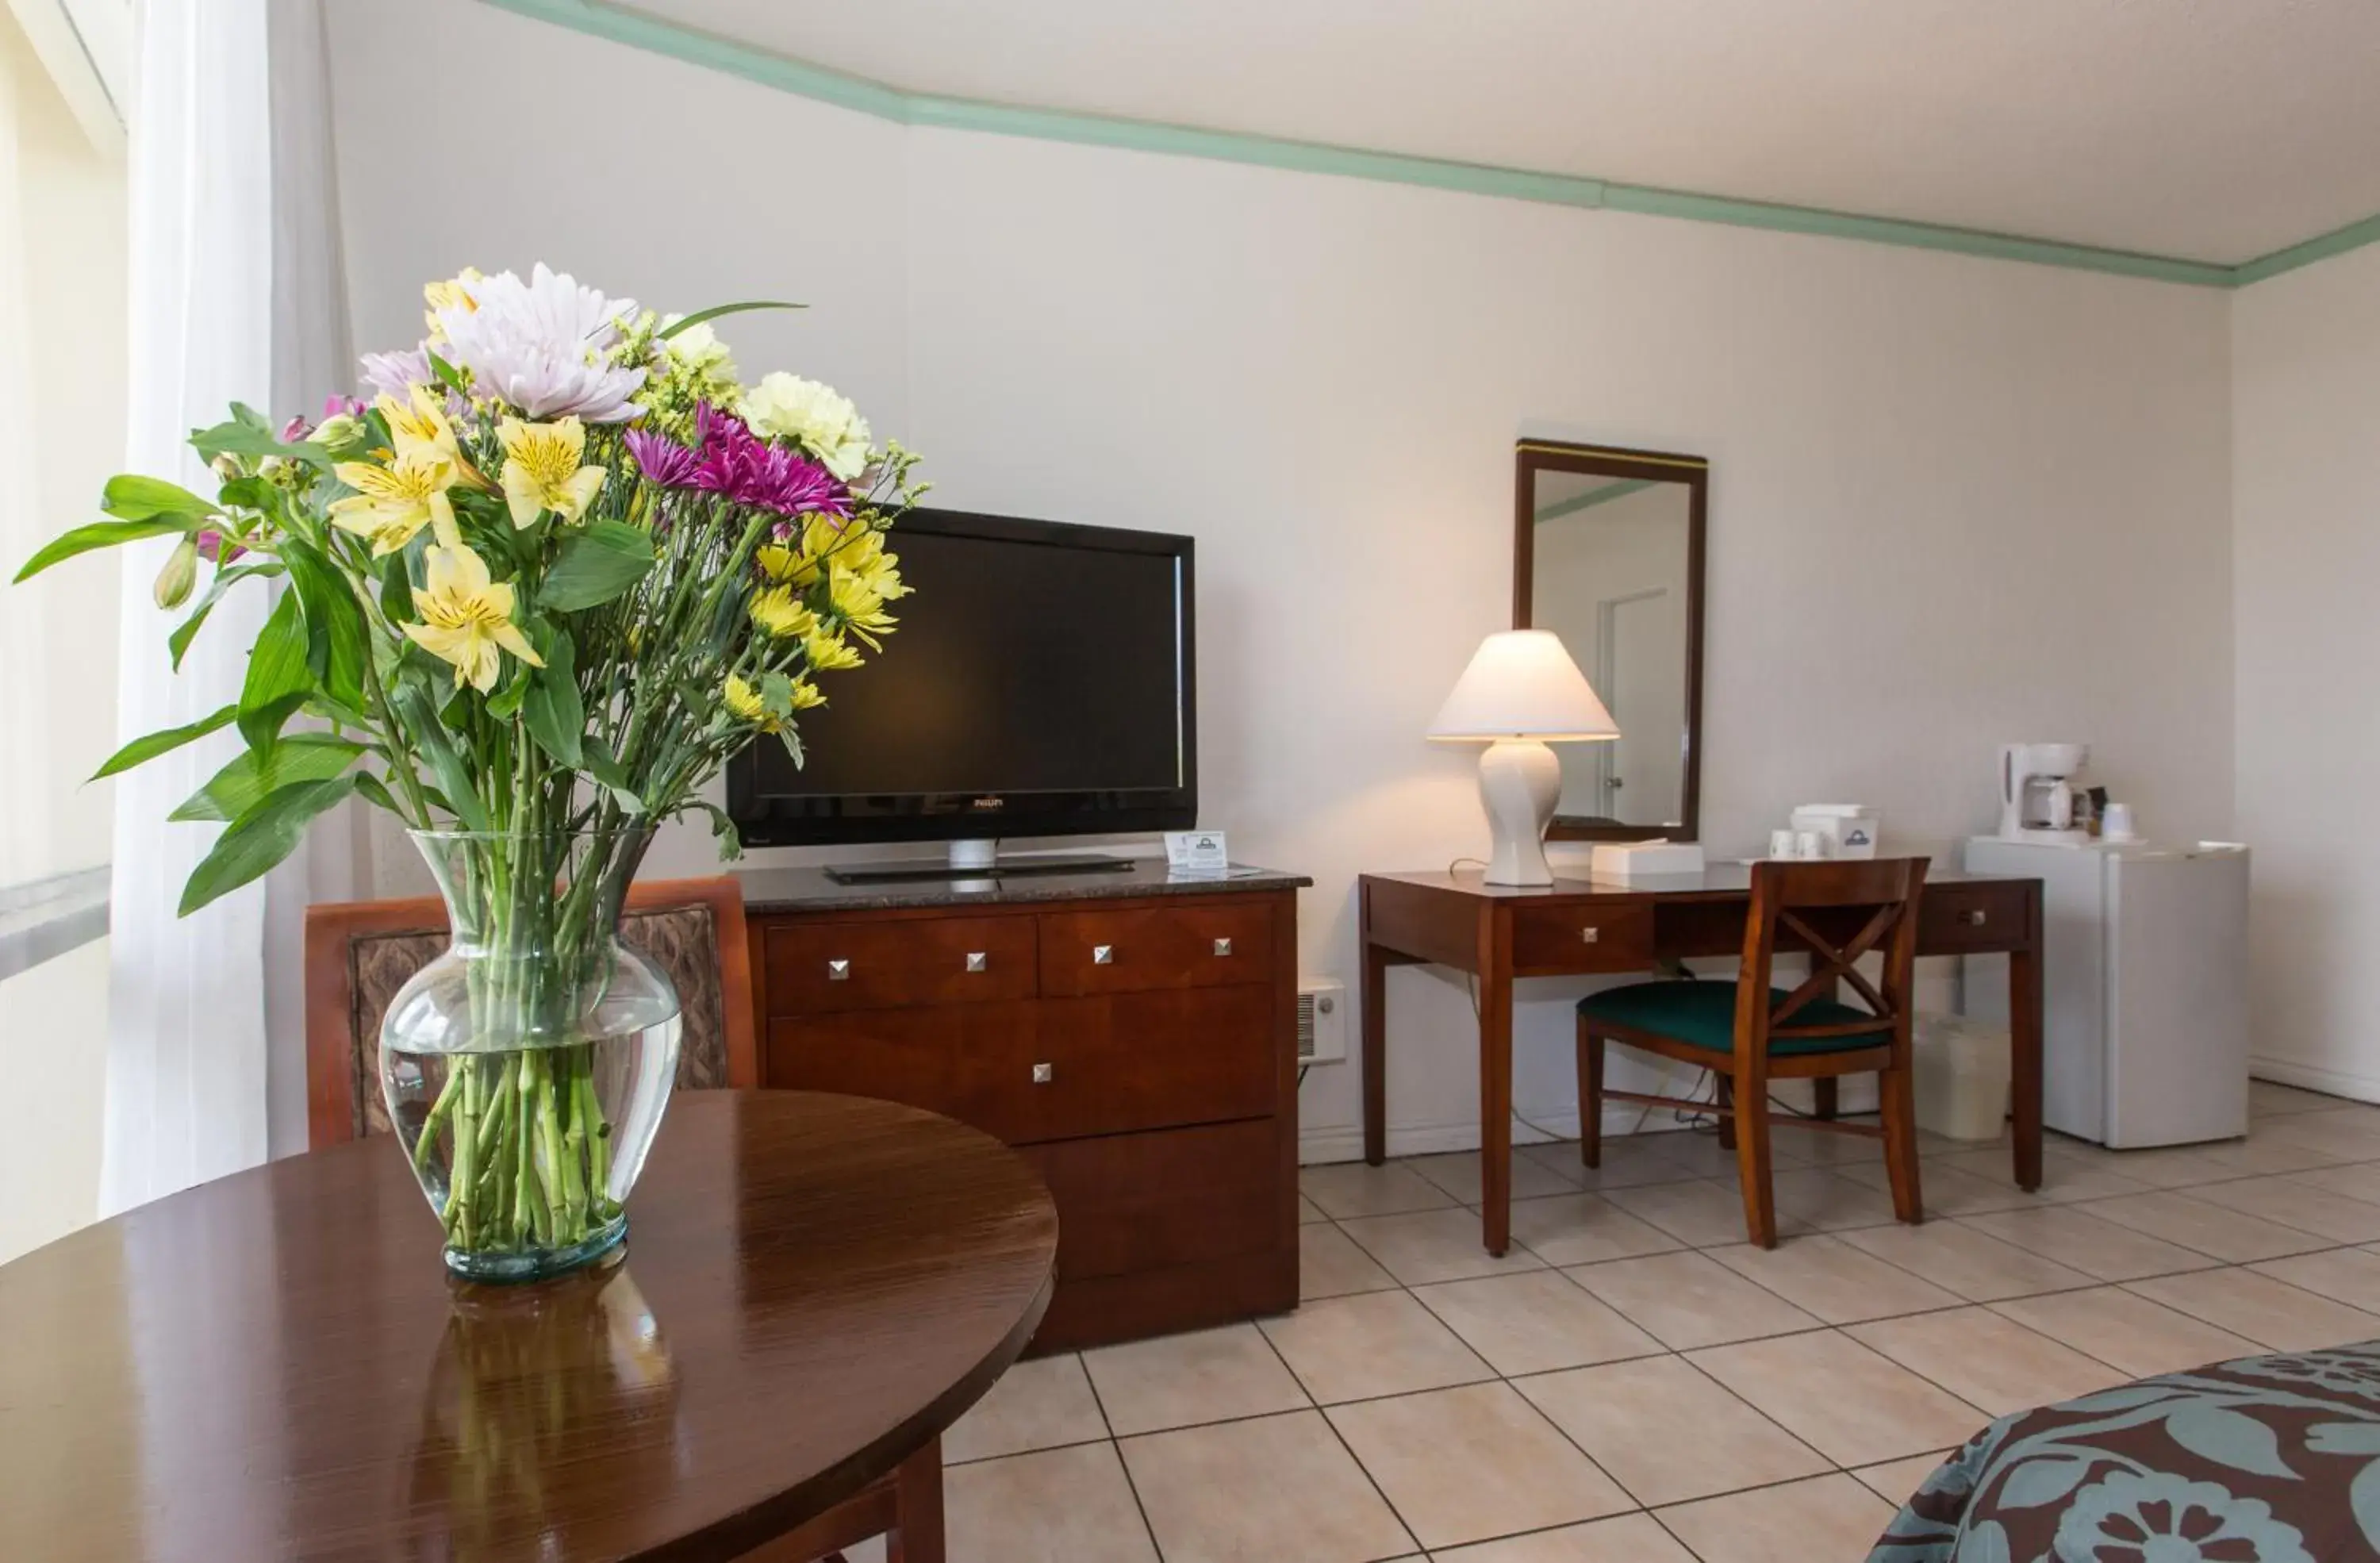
2232 242 2380 1100
325 0 2237 1156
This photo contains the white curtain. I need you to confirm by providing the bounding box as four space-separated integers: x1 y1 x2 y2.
103 0 354 1210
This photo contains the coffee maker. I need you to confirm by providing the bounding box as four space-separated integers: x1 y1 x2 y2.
1998 743 2090 843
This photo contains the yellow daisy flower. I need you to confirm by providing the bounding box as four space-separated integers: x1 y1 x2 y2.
723 674 781 732
403 543 544 693
804 624 864 673
748 585 816 640
827 563 899 650
497 416 606 528
328 450 462 555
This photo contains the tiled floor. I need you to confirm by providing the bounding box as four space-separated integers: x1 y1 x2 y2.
868 1080 2380 1562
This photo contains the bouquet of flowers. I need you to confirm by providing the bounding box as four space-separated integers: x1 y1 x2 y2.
16 264 923 1277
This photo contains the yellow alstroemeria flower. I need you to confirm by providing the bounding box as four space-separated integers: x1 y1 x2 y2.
748 585 816 640
497 416 606 528
329 451 462 555
423 267 482 340
404 543 544 693
804 624 864 673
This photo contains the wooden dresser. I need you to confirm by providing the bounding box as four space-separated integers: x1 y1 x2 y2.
739 862 1309 1350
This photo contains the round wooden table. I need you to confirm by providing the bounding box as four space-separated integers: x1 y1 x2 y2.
0 1091 1058 1561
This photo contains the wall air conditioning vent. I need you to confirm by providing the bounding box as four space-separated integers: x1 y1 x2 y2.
1297 978 1346 1064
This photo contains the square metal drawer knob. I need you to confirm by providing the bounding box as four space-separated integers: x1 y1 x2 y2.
1963 909 1987 926
1092 944 1114 966
1580 927 1600 944
1031 1062 1054 1084
965 951 988 973
827 958 850 981
1212 937 1234 957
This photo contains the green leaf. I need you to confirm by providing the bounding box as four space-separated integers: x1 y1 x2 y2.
168 562 283 671
350 770 401 816
238 590 316 753
279 539 367 712
581 735 645 815
424 349 469 396
170 733 363 823
538 520 654 613
685 800 743 862
14 519 190 582
660 300 805 339
177 776 357 917
521 628 584 769
758 671 796 720
388 667 490 831
102 474 222 521
91 703 238 780
189 417 334 472
483 668 529 719
377 547 414 625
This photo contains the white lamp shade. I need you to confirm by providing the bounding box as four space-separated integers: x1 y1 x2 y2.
1427 630 1618 743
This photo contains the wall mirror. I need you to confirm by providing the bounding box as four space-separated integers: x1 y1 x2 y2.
1514 440 1706 841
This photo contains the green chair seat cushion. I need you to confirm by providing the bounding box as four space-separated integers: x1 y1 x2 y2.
1576 980 1890 1056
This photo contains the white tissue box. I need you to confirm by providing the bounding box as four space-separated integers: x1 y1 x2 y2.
1590 840 1707 880
1790 805 1879 860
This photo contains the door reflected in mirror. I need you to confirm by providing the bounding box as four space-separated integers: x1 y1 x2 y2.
1515 443 1706 840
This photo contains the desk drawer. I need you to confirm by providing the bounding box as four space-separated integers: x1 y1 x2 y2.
765 1003 1035 1132
1510 901 1654 974
1920 883 2029 954
1039 903 1273 996
766 916 1037 1014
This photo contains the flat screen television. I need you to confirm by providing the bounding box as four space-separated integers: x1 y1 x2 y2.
726 508 1196 867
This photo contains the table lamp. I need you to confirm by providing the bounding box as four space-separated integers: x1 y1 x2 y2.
1427 629 1618 886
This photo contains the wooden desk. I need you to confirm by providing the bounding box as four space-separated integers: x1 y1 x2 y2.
0 1092 1058 1562
1359 866 2044 1256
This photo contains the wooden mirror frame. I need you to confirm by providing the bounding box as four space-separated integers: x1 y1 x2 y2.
1512 439 1708 843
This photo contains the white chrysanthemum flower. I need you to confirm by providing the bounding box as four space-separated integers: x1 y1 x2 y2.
739 371 872 481
436 264 648 423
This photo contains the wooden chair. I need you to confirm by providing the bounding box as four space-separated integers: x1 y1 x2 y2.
302 877 943 1561
1576 857 1929 1248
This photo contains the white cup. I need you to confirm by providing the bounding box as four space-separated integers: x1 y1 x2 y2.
1768 828 1796 859
2102 802 2136 840
1795 831 1827 860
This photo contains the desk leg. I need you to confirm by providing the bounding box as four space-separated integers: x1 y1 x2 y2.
1478 914 1514 1258
2010 938 2044 1191
1362 939 1388 1166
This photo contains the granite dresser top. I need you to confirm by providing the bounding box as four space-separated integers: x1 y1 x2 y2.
736 859 1310 915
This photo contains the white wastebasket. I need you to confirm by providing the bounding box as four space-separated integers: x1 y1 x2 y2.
1912 1011 2012 1142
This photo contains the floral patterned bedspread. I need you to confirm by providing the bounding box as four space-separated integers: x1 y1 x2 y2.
1868 1341 2380 1561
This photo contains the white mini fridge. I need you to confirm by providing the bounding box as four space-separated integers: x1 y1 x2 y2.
1962 837 2251 1148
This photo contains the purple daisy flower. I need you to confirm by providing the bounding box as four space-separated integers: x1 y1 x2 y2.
626 427 704 488
684 403 852 518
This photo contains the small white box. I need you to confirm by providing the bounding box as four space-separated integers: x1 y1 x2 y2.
1590 840 1707 880
1791 805 1879 860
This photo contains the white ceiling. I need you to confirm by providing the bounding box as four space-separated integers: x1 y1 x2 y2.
623 0 2380 266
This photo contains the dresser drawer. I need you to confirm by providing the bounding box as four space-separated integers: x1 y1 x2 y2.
1023 1120 1283 1281
1919 883 2029 954
765 1004 1035 1132
765 915 1037 1014
1510 901 1654 974
1039 902 1273 996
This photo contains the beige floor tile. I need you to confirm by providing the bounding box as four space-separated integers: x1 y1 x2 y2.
943 1352 1109 1464
1522 1134 1702 1192
2186 1175 2380 1243
1990 1286 2259 1379
1327 1381 1633 1550
2253 1080 2348 1116
2077 1190 2333 1263
1767 1167 1906 1230
2289 1162 2380 1204
1849 1451 1954 1507
1515 1354 1829 1507
842 1538 886 1563
1706 1233 1964 1323
2186 1135 2347 1177
2255 1109 2380 1162
1688 1331 1987 1465
1505 1191 1686 1265
1081 1322 1310 1437
2256 1247 2380 1311
1303 1221 1399 1300
1837 1158 2035 1216
1259 1289 1495 1404
1407 1149 1584 1204
1431 1512 1698 1562
1847 1307 2119 1415
1644 1129 1811 1178
1565 1250 1822 1350
1952 1204 2218 1283
1410 1270 1664 1376
1655 1473 1896 1563
2096 1145 2249 1189
1303 1160 1461 1219
1604 1177 1810 1247
2127 1268 2380 1352
1769 1120 1894 1168
1343 1207 1549 1285
1836 1220 2095 1303
946 1442 1159 1563
1121 1409 1415 1563
1300 1192 1330 1223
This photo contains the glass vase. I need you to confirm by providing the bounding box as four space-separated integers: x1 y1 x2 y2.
381 828 682 1282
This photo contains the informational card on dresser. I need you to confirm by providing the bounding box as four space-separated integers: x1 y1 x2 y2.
1165 830 1231 878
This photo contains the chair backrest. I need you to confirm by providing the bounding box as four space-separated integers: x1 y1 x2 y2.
1737 857 1930 1052
302 876 756 1149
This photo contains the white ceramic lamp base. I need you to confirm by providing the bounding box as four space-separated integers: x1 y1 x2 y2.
1477 738 1560 886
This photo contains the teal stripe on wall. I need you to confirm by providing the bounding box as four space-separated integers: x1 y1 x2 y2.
482 0 2375 291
